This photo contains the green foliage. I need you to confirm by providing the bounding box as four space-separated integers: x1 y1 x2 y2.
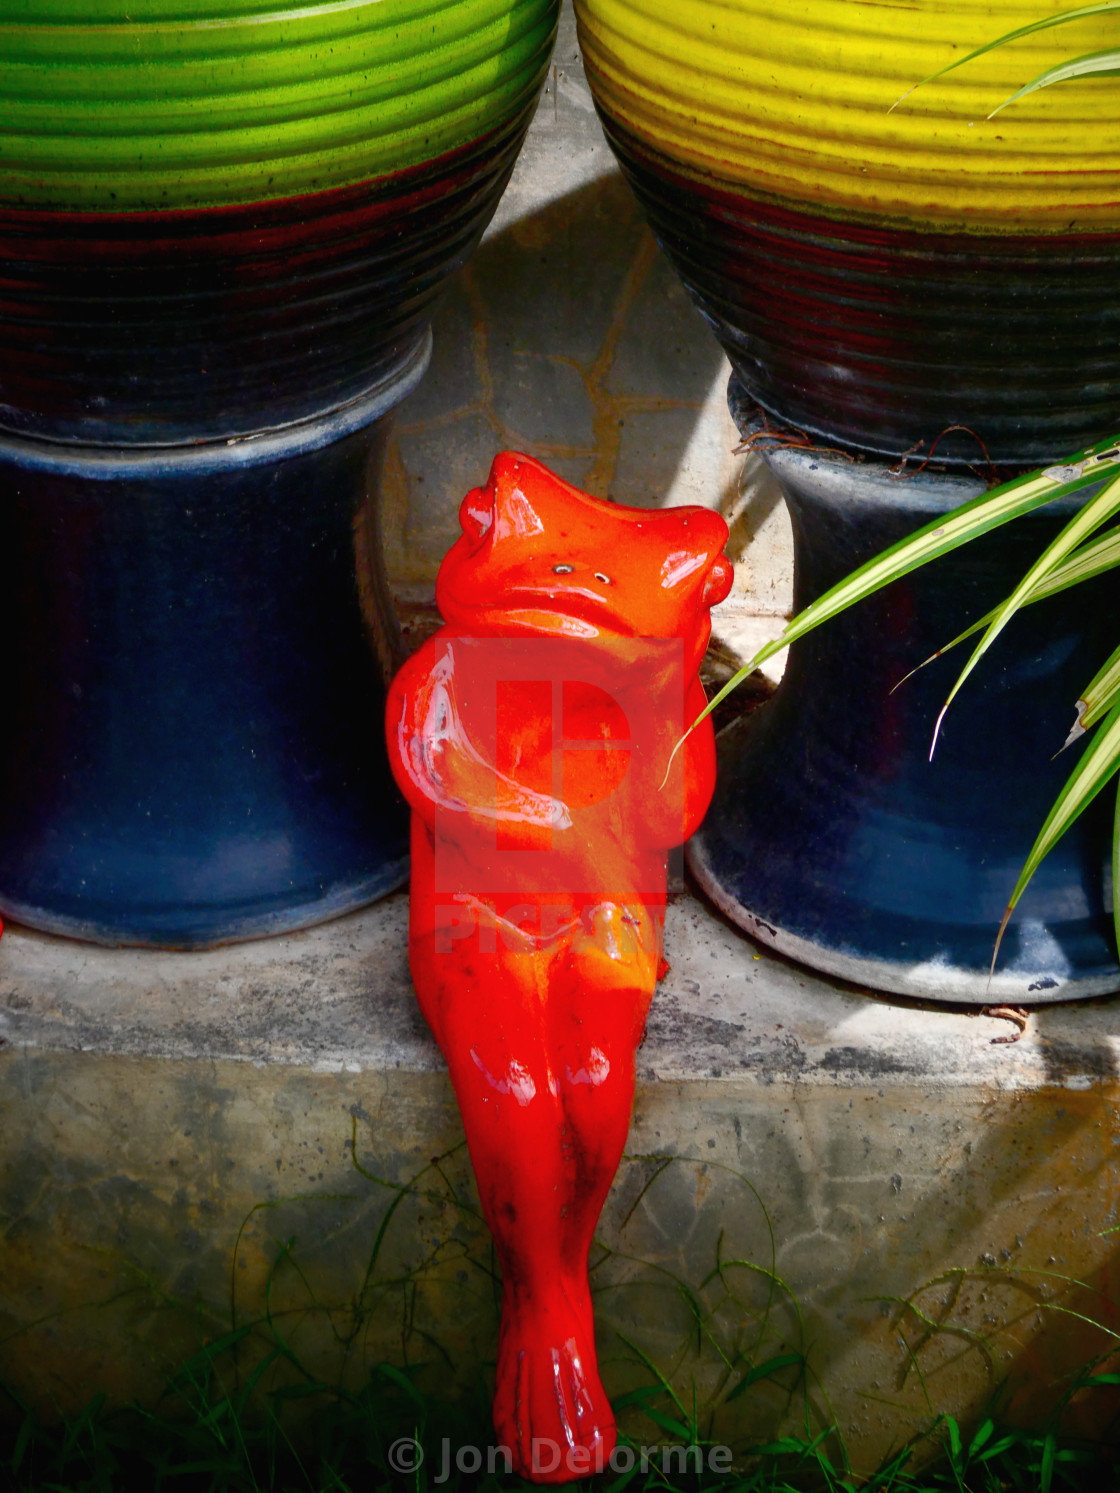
3 1344 1118 1491
703 433 1120 968
3 1150 1120 1491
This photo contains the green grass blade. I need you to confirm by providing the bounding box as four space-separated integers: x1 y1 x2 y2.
615 1333 690 1425
945 1414 962 1458
747 1434 825 1457
9 1414 33 1476
929 472 1120 756
1041 1429 1057 1493
862 1445 914 1491
610 1385 667 1414
992 48 1120 114
726 1352 805 1403
633 1403 695 1439
603 1455 645 1493
969 1418 995 1456
992 699 1120 974
975 1433 1021 1463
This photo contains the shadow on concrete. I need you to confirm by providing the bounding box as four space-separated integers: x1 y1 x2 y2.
382 170 734 603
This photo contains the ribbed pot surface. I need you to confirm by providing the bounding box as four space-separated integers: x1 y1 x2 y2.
0 0 558 440
574 0 1120 466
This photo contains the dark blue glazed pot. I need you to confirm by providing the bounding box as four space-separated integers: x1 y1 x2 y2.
688 395 1119 1003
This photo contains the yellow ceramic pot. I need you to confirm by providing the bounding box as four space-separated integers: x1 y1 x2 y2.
574 0 1120 464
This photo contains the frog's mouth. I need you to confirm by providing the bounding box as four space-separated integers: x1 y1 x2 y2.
438 583 637 640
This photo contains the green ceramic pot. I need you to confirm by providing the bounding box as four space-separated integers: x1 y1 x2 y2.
1 0 558 440
0 0 558 945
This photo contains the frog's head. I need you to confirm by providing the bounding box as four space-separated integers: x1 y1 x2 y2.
437 453 732 666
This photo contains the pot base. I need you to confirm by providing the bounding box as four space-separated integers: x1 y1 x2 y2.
688 420 1120 1005
0 349 426 948
689 774 1119 1006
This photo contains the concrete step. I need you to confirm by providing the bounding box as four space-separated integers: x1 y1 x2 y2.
3 890 1118 1472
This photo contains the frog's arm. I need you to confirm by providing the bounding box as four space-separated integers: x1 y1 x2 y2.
386 636 572 845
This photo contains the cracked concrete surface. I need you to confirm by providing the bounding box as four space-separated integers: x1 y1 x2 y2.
8 892 1118 1088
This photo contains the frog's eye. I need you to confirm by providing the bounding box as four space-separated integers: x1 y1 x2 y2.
703 555 735 607
594 572 611 584
553 563 574 574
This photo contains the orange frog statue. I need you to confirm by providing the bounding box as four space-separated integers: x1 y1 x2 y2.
386 453 731 1481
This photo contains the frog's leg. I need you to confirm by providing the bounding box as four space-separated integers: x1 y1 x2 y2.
547 904 658 1283
487 905 658 1479
419 936 617 1480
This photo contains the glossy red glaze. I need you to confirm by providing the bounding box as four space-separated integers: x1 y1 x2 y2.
387 454 730 1480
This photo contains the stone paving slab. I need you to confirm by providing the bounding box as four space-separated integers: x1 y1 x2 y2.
378 3 794 679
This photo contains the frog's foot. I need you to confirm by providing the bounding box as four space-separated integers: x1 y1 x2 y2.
493 1292 616 1483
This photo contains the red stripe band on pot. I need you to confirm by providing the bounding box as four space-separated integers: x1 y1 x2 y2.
0 118 529 444
599 115 1120 470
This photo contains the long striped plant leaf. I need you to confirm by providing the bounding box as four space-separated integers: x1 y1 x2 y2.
992 700 1120 975
898 1 1120 98
992 49 1120 113
892 525 1120 691
1064 644 1120 747
999 522 1120 599
884 12 1120 959
696 436 1120 729
928 471 1120 756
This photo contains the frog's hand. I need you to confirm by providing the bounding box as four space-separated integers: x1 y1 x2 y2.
386 637 572 845
630 677 718 849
